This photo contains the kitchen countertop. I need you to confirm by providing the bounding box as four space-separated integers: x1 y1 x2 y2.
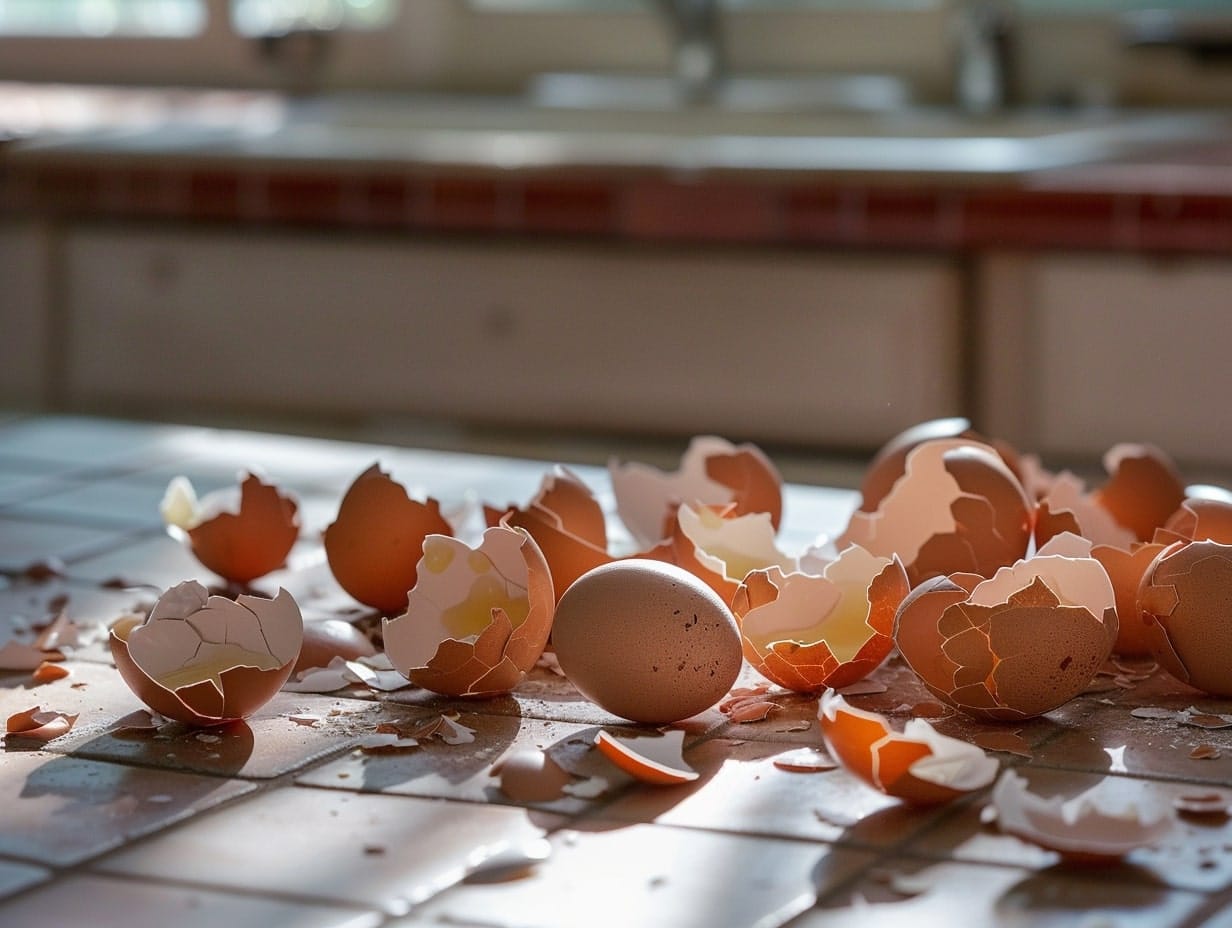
0 413 1231 927
3 84 1232 253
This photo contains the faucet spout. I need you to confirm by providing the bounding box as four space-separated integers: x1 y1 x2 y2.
654 0 724 105
953 0 1016 115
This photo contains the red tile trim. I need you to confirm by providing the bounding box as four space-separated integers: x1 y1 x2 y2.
621 180 779 242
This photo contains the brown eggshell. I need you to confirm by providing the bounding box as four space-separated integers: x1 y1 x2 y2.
1092 444 1185 543
110 581 303 726
486 467 613 603
294 619 377 674
858 418 978 513
1090 541 1167 657
841 439 1032 587
184 474 299 584
382 525 555 697
732 548 908 693
1156 498 1232 546
895 536 1117 720
1034 472 1136 551
1138 539 1232 697
702 444 783 531
551 560 743 724
324 464 453 614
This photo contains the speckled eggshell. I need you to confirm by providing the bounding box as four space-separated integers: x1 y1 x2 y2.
551 560 743 725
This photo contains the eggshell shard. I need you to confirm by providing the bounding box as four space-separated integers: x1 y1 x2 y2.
992 770 1175 863
294 619 377 674
594 729 699 785
1138 539 1232 697
1156 498 1232 546
818 691 998 806
324 464 453 614
1090 541 1167 657
840 439 1031 587
1034 472 1136 551
110 580 303 726
1092 444 1185 544
609 436 783 548
733 546 908 693
5 706 79 743
858 418 979 513
551 560 743 725
894 534 1118 720
485 466 613 602
492 749 574 803
162 473 299 584
382 525 555 698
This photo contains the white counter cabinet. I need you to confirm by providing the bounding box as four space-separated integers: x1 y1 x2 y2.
60 226 963 446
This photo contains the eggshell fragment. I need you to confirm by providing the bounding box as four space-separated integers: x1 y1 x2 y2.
818 691 998 806
1090 541 1167 657
610 436 782 548
1034 472 1136 551
894 533 1118 720
5 706 79 743
840 439 1031 587
1138 539 1232 697
551 560 743 724
992 770 1175 863
382 525 555 697
493 749 574 802
485 466 612 602
110 580 303 726
1091 444 1185 544
594 729 699 785
161 473 299 585
732 546 908 693
858 418 980 513
1155 498 1232 546
294 619 377 674
324 464 453 614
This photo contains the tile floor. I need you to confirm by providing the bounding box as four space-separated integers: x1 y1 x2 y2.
0 414 1229 928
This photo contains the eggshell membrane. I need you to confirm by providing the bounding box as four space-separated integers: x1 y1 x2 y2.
185 474 299 584
1034 472 1136 551
895 539 1117 720
992 770 1175 863
485 466 612 603
324 464 453 614
551 560 743 725
1156 498 1232 546
1138 539 1232 697
1091 541 1167 657
818 692 998 806
840 440 1032 586
732 548 908 693
1092 443 1185 543
594 729 699 785
294 619 377 674
610 436 782 548
382 525 555 697
110 581 303 726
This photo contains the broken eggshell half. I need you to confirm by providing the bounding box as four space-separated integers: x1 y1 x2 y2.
992 770 1175 863
593 729 699 786
161 473 299 585
382 524 555 697
110 580 303 726
894 533 1118 721
839 439 1032 587
324 464 454 614
732 546 909 693
818 691 998 806
609 435 783 548
1138 538 1232 697
1090 443 1186 545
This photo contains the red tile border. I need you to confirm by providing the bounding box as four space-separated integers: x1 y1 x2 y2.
621 180 779 242
521 179 617 235
264 173 344 226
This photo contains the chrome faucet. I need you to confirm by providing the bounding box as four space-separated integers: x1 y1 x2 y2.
654 0 725 105
953 0 1016 115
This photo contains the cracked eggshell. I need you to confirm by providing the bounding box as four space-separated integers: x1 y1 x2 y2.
382 525 555 697
485 466 613 602
110 580 303 726
818 691 998 806
324 464 453 614
161 473 299 584
992 770 1175 863
894 533 1118 721
1138 539 1232 697
1090 541 1167 657
732 547 908 693
1155 498 1232 546
840 439 1032 587
1091 444 1185 544
551 560 743 725
1034 472 1137 551
609 436 782 548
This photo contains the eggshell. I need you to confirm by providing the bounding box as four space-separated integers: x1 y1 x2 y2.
382 524 555 697
485 466 612 602
324 464 453 614
1091 443 1185 543
858 418 979 513
493 749 573 802
110 580 303 726
610 436 782 548
1155 498 1232 546
732 546 908 693
1034 472 1136 551
840 439 1032 586
818 691 998 806
1138 539 1232 697
551 560 743 724
894 533 1118 720
162 473 299 584
594 729 699 785
992 770 1175 863
294 619 377 674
